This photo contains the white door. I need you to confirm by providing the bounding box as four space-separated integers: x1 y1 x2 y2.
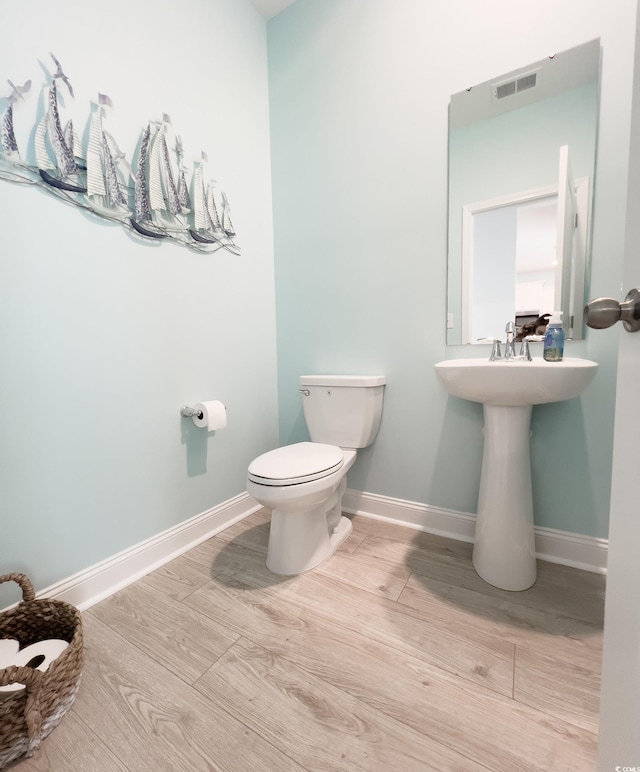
556 145 576 335
596 16 640 769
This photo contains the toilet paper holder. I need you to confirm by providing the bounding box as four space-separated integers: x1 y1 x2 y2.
180 405 204 419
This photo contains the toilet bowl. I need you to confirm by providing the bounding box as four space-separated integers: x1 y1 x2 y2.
248 443 357 574
246 375 385 576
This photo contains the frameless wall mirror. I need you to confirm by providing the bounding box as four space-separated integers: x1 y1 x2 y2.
446 39 601 345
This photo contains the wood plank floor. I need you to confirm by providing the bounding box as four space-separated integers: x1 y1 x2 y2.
11 511 604 771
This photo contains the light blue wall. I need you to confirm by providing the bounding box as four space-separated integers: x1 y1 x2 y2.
0 0 279 601
269 0 636 538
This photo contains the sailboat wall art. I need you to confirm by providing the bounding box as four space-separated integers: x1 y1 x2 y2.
0 53 240 255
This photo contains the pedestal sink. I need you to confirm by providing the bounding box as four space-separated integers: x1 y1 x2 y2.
435 357 598 591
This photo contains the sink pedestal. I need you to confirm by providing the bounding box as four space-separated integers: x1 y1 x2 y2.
473 404 537 591
435 357 599 593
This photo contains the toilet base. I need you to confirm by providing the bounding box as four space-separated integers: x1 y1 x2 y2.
267 512 352 576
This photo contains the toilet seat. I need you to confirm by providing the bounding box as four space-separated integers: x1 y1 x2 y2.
248 442 343 486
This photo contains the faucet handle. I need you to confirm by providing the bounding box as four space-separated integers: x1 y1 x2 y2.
519 337 533 361
505 321 516 335
477 337 502 360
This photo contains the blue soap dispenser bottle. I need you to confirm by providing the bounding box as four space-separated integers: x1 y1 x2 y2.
543 312 565 362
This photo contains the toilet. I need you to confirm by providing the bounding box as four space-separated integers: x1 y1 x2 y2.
247 374 386 575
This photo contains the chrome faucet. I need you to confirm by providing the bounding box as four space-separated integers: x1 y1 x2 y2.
504 321 517 360
484 323 535 362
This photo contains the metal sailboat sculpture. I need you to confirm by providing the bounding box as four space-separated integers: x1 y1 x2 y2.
0 53 239 253
189 152 224 244
35 53 87 193
130 123 167 239
175 135 191 213
1 79 31 161
146 114 187 232
86 94 129 219
220 191 236 240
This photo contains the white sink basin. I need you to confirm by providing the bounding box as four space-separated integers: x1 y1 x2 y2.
434 356 598 591
435 357 598 407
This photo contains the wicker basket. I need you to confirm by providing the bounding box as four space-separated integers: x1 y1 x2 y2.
0 573 83 769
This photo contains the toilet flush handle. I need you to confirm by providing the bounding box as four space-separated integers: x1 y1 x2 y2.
299 389 310 396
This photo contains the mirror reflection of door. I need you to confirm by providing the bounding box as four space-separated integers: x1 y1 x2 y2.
462 145 585 342
557 144 578 336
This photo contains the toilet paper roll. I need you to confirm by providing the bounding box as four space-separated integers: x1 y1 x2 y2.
193 400 227 431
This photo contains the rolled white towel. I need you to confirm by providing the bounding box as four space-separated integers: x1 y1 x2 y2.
0 638 69 697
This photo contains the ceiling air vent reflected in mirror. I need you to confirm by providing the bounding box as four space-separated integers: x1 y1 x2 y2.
493 70 539 101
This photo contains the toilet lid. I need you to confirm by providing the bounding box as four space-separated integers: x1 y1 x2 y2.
248 442 344 486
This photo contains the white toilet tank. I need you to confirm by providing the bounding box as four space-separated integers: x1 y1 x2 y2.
299 375 386 449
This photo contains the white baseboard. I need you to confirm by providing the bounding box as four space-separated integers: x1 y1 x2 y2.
32 493 262 612
19 487 606 615
343 488 608 574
